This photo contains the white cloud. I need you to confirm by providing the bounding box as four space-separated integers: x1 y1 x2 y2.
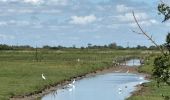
23 0 43 4
7 9 34 13
115 12 159 27
40 9 61 14
117 12 149 22
129 19 159 27
116 4 132 13
70 15 97 25
0 0 68 5
48 0 68 6
0 20 31 26
0 21 7 26
0 34 15 40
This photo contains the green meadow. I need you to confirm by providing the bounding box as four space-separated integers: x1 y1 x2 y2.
0 49 142 100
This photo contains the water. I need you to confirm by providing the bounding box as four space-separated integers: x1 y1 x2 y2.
42 73 148 100
125 59 141 66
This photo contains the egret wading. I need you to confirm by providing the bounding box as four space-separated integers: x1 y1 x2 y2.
118 88 122 94
68 79 76 88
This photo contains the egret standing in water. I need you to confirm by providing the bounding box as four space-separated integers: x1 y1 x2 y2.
68 79 76 91
72 79 75 84
68 79 76 88
118 88 122 94
42 73 46 80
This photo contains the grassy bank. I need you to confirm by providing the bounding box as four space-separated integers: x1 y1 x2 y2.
0 49 142 100
128 54 170 100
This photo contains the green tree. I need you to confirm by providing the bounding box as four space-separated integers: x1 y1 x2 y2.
152 2 170 86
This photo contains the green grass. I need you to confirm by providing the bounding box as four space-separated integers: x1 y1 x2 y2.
128 54 170 100
0 49 142 100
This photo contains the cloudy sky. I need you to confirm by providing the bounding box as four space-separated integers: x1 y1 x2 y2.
0 0 170 47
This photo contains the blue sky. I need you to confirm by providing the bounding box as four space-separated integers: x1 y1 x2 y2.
0 0 170 47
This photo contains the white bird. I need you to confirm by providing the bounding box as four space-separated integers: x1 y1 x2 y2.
126 70 129 73
72 79 76 84
118 88 122 94
68 83 73 87
42 73 46 80
77 58 80 62
118 88 122 92
68 79 76 88
139 82 143 85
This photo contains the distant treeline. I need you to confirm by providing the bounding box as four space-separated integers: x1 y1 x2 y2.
0 43 159 50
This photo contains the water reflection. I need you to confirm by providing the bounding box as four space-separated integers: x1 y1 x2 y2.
125 59 141 66
42 73 148 100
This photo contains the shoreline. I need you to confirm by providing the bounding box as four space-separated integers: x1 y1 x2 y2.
10 65 149 100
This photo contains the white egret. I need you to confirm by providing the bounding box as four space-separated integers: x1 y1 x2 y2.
118 88 122 92
118 88 122 94
77 58 80 62
126 70 129 73
139 82 143 85
72 79 75 84
42 73 46 80
68 79 76 88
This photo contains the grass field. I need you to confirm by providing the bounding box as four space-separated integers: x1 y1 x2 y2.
128 54 170 100
0 49 143 100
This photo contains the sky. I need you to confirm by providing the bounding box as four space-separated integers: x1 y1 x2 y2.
0 0 170 47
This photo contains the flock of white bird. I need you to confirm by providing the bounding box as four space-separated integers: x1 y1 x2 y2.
41 60 144 94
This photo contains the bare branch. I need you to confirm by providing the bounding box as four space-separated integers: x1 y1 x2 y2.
132 30 142 34
132 11 165 55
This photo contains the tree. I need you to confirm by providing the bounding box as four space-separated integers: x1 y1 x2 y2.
132 1 170 85
108 43 117 49
87 43 92 48
132 2 170 99
165 33 170 52
158 3 170 22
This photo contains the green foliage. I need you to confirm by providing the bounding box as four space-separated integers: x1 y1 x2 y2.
153 3 170 86
165 33 170 52
153 55 170 85
158 3 170 22
153 33 170 86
